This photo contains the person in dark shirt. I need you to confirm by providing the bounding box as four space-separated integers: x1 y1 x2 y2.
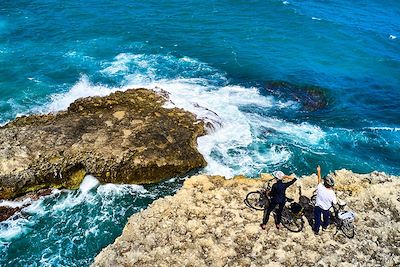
260 171 297 230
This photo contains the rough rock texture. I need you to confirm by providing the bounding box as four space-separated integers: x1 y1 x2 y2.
93 170 400 267
0 89 206 199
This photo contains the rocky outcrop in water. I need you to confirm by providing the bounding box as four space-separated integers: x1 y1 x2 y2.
0 89 206 199
0 188 53 221
265 81 329 111
93 170 400 267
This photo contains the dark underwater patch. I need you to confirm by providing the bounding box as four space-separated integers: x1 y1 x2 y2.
264 81 330 112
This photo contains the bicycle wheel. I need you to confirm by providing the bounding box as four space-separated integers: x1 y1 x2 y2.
244 191 268 211
281 210 304 232
341 220 355 238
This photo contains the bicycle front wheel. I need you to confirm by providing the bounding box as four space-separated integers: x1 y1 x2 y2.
341 220 355 238
244 191 268 211
281 210 304 232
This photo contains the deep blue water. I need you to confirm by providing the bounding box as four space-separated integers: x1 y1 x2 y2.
1 0 399 265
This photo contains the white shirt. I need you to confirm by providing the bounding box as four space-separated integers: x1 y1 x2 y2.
315 183 337 210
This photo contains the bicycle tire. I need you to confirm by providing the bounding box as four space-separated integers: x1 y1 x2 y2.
341 220 355 238
244 191 268 211
281 209 304 232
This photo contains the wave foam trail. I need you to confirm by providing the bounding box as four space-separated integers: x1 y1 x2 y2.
122 77 279 177
250 115 326 146
0 178 156 265
0 217 32 241
364 127 400 132
48 53 328 177
45 75 118 112
0 198 32 208
43 53 328 177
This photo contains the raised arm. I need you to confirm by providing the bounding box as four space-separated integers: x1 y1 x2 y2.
283 175 297 188
317 165 321 184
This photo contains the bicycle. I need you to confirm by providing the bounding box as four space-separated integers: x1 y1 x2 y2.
244 181 272 211
310 191 356 238
244 180 305 232
332 200 356 238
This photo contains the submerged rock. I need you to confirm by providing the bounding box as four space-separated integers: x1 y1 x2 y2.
265 81 329 111
0 89 206 199
0 206 23 221
93 170 400 267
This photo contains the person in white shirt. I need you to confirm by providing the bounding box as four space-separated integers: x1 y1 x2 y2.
313 165 337 235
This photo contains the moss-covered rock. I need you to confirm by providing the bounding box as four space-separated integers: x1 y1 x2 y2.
0 89 206 199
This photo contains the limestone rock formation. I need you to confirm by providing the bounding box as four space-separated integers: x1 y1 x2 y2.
0 89 206 199
93 170 400 267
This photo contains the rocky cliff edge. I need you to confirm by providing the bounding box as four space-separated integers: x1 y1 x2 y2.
93 170 400 267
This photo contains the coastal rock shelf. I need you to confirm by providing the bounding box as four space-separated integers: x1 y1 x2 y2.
0 88 206 199
93 170 400 267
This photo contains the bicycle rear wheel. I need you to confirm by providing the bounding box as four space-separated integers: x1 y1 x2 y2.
281 210 304 232
341 220 355 238
244 191 268 211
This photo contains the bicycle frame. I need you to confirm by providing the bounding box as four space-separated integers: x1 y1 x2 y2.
331 203 355 238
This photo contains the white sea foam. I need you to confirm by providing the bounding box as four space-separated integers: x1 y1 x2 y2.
282 1 289 5
27 77 40 83
0 215 34 241
0 198 32 208
51 177 147 212
264 145 292 165
363 127 400 132
389 35 397 40
249 115 326 145
23 198 46 216
79 175 100 194
97 183 147 198
120 74 287 177
312 17 322 21
101 53 144 75
45 75 118 112
42 53 327 177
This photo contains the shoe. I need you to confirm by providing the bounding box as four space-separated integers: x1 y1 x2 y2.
260 224 266 230
314 231 319 235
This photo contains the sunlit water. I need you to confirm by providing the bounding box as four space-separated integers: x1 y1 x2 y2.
1 0 399 265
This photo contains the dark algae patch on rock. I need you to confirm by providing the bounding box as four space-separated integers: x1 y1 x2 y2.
0 89 206 200
265 81 329 111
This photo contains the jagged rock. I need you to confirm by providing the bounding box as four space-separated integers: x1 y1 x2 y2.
0 206 23 221
93 170 400 267
0 89 206 199
0 188 55 222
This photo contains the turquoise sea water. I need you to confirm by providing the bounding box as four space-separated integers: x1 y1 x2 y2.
1 0 399 265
